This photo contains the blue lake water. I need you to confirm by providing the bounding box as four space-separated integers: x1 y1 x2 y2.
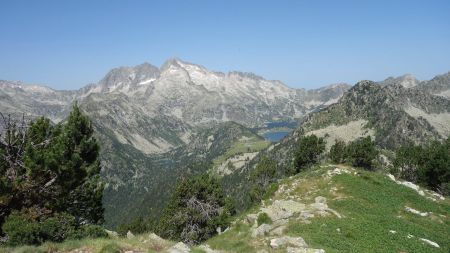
264 131 290 142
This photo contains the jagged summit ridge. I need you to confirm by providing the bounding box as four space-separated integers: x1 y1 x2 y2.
380 74 419 88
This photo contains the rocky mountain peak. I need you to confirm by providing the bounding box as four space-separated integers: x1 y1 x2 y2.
379 74 419 88
417 72 450 99
348 80 379 94
160 57 183 71
86 63 160 94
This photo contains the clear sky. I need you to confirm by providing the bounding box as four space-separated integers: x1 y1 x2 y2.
1 0 449 90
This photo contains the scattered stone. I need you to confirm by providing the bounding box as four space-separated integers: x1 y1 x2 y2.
272 218 289 227
389 230 397 234
387 174 396 181
269 236 308 249
256 250 269 253
299 211 315 220
315 196 327 204
428 191 445 201
169 242 190 253
287 247 325 253
309 198 341 219
388 174 427 197
148 232 165 242
405 206 428 217
105 229 119 238
407 234 414 239
401 181 425 196
246 214 257 224
261 200 306 221
198 244 221 253
126 230 135 239
251 223 272 238
269 225 286 236
336 228 341 233
419 238 440 248
325 167 350 178
325 208 342 219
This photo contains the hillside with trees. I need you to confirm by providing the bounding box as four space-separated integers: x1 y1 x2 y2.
0 104 105 246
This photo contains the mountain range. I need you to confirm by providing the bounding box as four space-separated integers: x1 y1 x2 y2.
1 59 449 227
0 58 349 227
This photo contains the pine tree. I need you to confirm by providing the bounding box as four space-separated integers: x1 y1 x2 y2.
294 135 326 173
51 103 104 223
329 139 346 164
1 103 104 238
158 173 235 245
249 156 277 203
346 136 378 170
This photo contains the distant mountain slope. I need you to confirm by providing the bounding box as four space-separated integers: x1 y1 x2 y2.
0 58 351 227
416 72 450 99
101 121 267 227
223 75 450 212
299 80 450 149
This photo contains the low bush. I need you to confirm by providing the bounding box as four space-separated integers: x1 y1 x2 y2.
328 137 378 170
394 137 450 195
157 173 235 245
2 212 107 246
68 224 108 240
346 136 378 170
294 135 326 173
116 217 150 236
256 212 272 226
249 156 277 203
39 213 77 242
2 212 42 246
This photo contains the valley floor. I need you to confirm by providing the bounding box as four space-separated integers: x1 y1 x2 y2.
2 164 449 253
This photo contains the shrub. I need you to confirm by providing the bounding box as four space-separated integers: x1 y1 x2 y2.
294 135 326 173
116 217 150 236
39 213 77 242
249 157 277 203
158 173 235 245
68 224 108 240
2 212 107 246
2 212 41 246
393 144 423 182
256 213 272 226
416 139 450 195
394 136 450 195
329 139 346 164
346 136 378 170
0 104 104 236
262 183 279 200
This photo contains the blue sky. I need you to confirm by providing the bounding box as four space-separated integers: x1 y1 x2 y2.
1 0 449 90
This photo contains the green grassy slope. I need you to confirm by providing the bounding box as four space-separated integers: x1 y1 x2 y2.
208 165 450 253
